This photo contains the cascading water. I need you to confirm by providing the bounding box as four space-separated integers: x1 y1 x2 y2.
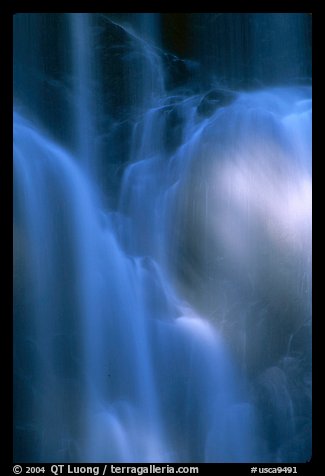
13 13 312 463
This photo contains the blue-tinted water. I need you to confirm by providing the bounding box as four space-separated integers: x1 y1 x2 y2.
13 13 312 463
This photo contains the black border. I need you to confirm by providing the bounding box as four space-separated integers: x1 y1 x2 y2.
5 3 318 474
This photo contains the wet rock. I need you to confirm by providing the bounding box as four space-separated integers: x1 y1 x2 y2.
197 89 237 117
163 53 200 90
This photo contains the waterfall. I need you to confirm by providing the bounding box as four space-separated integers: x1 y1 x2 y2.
13 13 312 463
71 13 96 170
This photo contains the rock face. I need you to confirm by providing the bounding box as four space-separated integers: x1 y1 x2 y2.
197 89 237 117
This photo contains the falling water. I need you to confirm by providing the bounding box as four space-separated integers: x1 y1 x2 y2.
71 13 96 170
13 13 312 463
